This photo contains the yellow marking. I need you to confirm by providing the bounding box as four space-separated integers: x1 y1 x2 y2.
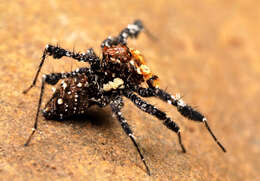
140 64 151 75
103 78 124 91
130 60 135 65
136 67 142 74
152 78 160 88
130 48 160 88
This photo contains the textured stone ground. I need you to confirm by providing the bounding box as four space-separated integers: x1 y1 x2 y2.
0 0 259 180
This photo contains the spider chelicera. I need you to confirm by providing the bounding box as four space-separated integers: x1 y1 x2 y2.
23 20 226 175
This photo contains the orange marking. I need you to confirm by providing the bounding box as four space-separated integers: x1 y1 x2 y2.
130 48 160 88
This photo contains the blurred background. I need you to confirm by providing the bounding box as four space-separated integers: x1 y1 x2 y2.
0 0 259 180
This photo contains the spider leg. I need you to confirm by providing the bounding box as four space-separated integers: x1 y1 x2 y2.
110 96 151 176
123 90 186 153
23 45 100 94
101 20 145 47
24 68 91 146
133 86 226 152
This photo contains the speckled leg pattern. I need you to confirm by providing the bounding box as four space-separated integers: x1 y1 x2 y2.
23 45 100 94
133 86 226 152
101 20 144 48
124 89 186 153
110 96 151 175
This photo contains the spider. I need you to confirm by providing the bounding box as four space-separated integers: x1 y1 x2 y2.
23 20 226 175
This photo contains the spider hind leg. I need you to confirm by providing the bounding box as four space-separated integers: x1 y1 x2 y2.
124 89 186 153
110 96 151 175
134 86 226 152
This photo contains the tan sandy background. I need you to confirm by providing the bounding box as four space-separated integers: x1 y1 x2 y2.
0 0 260 180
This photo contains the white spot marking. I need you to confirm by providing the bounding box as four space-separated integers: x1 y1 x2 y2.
130 60 135 65
140 64 150 74
122 32 128 38
62 82 67 89
171 95 176 100
136 68 142 74
127 24 139 34
175 93 186 106
77 82 82 87
178 99 186 107
57 98 63 105
129 133 136 139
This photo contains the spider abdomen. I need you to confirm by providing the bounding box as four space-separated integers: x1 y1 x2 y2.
43 74 93 120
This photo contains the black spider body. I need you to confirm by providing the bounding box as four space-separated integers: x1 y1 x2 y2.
23 20 226 176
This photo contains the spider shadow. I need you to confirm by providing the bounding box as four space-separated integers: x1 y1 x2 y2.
45 106 115 130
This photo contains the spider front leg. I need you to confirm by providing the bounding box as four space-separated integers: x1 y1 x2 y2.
110 96 151 175
24 68 90 146
123 90 186 153
134 86 226 152
23 45 100 94
102 20 146 48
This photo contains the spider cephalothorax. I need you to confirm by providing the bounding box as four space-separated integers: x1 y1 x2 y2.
102 44 159 89
23 20 226 176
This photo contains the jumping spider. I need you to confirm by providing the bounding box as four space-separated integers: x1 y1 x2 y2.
23 20 226 175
